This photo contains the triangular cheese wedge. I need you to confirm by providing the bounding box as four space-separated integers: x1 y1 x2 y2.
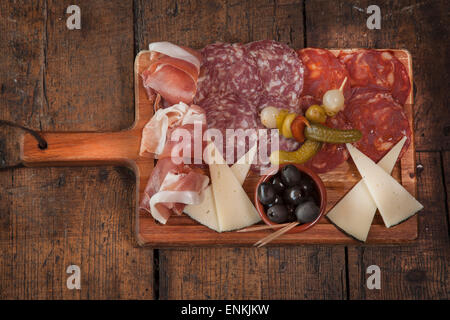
208 143 260 232
327 137 406 241
346 142 423 228
231 144 257 185
184 144 257 232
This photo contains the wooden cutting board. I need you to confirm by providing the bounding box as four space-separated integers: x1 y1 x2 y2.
21 49 417 246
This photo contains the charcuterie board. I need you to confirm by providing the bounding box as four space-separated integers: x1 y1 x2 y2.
21 48 417 246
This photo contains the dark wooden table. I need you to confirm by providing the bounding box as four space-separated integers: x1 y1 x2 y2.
0 0 448 299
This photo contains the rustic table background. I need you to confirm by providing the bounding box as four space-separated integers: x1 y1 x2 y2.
0 0 448 299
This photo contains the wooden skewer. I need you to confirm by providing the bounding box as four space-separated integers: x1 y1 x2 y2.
254 222 299 248
237 223 291 233
339 76 348 92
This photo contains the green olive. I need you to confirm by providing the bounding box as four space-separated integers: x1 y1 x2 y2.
305 105 327 124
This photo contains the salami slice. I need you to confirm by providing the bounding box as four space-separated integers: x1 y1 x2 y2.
304 112 351 173
339 49 411 105
246 40 305 108
201 93 258 131
297 48 351 100
258 94 303 115
195 42 263 106
201 93 259 163
344 88 411 162
195 43 244 104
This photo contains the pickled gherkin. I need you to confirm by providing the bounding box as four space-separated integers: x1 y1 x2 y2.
270 140 322 165
305 123 362 143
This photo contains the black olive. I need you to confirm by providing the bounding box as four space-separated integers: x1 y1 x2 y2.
257 182 276 205
280 164 302 187
295 200 320 224
283 186 307 206
271 174 286 194
299 178 316 198
266 194 284 208
286 205 297 222
266 204 289 223
286 204 296 214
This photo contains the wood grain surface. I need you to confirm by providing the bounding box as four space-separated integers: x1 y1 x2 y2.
0 0 448 299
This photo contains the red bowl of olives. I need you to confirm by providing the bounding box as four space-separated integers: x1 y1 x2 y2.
255 164 327 233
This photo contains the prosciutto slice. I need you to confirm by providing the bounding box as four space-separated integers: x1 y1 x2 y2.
140 158 209 224
139 103 206 158
142 42 202 105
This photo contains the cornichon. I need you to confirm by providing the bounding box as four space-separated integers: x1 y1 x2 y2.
270 140 322 165
305 123 362 143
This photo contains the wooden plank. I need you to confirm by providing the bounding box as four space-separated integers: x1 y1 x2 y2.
347 152 449 299
0 1 155 299
45 0 134 131
159 247 346 299
442 152 450 232
135 0 304 49
305 0 450 151
0 166 154 299
0 1 46 167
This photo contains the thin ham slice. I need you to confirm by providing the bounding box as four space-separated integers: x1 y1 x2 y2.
142 42 201 105
149 41 202 71
140 158 209 224
139 103 206 158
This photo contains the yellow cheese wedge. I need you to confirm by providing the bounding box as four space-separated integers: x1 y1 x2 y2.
208 143 260 232
327 137 406 241
184 187 220 231
184 144 257 232
346 142 423 228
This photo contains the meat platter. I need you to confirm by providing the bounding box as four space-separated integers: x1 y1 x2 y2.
21 41 421 246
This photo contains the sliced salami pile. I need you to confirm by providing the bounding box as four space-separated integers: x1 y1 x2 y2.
296 49 412 172
344 88 411 162
193 45 412 173
339 49 411 105
298 48 352 100
195 40 305 165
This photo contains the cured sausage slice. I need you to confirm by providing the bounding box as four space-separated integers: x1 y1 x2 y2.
304 112 351 173
201 93 258 131
258 94 304 115
195 43 240 104
200 94 260 163
344 88 411 162
297 48 351 100
339 49 411 105
246 40 305 108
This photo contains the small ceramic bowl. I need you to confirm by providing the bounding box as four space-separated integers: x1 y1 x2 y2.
254 163 327 233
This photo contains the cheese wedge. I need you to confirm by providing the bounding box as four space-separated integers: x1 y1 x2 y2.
327 137 406 241
184 187 220 231
208 143 261 232
231 144 257 185
184 144 257 232
346 143 423 228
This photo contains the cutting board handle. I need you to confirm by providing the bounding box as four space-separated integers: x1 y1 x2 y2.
21 130 144 167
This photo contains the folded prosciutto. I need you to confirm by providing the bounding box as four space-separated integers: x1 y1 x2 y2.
139 100 209 224
139 102 206 158
142 42 202 105
140 157 209 224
